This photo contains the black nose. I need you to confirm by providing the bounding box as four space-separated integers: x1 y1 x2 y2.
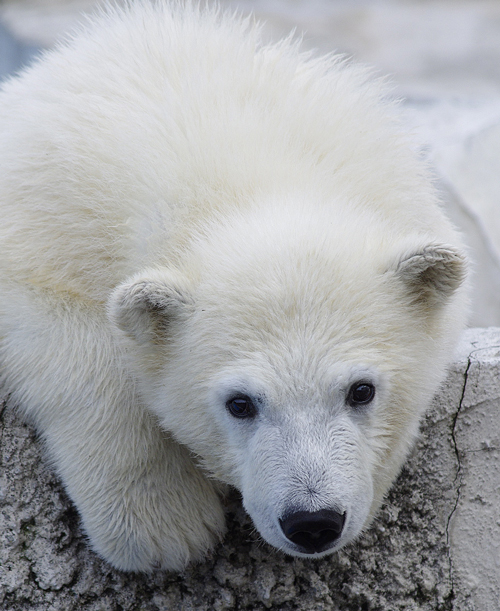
279 508 346 554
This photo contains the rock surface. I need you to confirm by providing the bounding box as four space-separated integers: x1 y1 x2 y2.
1 328 499 610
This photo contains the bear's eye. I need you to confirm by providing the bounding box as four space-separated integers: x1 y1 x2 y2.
347 382 375 407
226 395 257 419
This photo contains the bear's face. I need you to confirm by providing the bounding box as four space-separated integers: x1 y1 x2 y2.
108 205 466 557
203 359 381 556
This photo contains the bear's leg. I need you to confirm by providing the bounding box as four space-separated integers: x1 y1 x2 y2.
44 401 227 572
0 290 226 571
42 400 226 572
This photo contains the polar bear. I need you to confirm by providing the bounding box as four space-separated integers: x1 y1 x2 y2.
0 2 467 572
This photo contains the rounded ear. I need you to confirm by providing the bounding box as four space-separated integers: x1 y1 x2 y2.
392 244 467 309
107 267 193 344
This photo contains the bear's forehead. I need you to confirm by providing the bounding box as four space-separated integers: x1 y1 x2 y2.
184 284 407 390
193 251 399 344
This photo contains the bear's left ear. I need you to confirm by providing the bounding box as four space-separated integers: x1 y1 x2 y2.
392 244 467 309
107 267 194 344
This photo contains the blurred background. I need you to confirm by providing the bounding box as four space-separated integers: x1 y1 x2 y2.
2 0 500 327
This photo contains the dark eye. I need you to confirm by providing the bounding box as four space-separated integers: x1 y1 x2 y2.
226 395 257 419
347 382 375 407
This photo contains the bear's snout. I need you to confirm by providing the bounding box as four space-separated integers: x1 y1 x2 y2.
279 508 346 554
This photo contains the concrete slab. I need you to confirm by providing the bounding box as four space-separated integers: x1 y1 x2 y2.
450 328 500 610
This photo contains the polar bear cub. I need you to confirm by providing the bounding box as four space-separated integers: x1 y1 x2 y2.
0 2 468 571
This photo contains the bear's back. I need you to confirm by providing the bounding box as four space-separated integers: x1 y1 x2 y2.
0 3 447 304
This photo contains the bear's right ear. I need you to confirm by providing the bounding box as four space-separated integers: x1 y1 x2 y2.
107 268 194 344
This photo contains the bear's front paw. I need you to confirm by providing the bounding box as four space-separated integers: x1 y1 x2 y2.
75 446 227 572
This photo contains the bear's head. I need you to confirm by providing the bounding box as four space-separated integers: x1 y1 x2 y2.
108 201 467 558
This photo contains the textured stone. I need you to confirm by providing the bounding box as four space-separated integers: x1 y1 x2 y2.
448 328 500 610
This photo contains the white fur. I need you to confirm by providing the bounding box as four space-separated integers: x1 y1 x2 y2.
0 1 468 571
